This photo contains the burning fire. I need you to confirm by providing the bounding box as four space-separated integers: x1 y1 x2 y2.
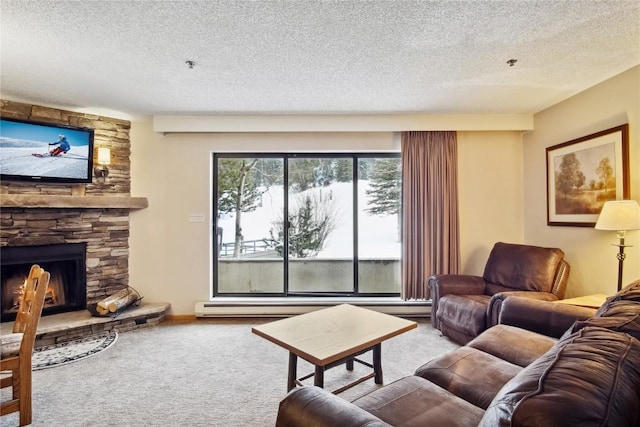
11 279 27 310
11 277 57 310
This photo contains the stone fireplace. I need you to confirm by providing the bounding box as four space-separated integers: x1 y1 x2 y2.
0 206 137 312
0 101 166 345
1 243 87 321
0 100 147 323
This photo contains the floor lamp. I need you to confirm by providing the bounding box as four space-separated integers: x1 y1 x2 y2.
595 200 640 292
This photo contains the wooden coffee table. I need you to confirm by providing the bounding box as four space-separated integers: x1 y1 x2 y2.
252 304 417 394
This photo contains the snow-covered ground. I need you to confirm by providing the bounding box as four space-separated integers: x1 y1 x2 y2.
218 181 401 258
0 144 90 179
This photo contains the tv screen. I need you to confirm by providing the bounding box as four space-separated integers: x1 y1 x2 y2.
0 118 94 183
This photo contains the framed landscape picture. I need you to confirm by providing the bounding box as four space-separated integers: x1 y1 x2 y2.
546 124 629 227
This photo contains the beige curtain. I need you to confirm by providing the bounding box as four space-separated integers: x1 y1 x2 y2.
401 131 460 300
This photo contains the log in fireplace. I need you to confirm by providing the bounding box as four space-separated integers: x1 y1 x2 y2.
1 243 87 322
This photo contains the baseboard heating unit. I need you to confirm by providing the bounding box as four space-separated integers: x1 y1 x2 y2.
195 297 432 318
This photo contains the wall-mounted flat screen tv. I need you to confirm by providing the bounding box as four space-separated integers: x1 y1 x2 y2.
0 117 95 184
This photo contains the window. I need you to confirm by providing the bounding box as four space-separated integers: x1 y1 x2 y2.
213 153 401 297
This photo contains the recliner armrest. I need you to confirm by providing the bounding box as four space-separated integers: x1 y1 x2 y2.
488 291 560 327
498 296 597 338
275 386 391 427
428 275 487 297
429 275 486 329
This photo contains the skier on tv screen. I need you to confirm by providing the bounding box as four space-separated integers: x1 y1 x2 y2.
48 134 70 156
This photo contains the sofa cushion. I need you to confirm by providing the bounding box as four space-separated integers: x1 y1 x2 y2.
468 324 557 367
567 300 640 341
483 242 564 293
595 279 640 317
480 326 640 427
437 294 490 344
414 346 521 409
614 278 640 302
353 376 485 427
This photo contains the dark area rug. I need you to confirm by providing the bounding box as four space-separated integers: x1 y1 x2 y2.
32 331 118 370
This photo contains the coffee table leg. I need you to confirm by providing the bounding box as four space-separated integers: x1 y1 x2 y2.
314 365 325 388
373 344 383 384
288 352 297 391
346 356 354 371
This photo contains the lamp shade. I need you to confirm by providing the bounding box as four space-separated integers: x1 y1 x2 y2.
97 147 111 165
595 200 640 231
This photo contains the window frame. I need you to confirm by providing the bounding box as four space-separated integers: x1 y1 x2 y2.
212 152 401 298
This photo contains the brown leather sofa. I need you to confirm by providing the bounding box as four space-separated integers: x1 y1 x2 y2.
429 242 570 344
275 280 640 427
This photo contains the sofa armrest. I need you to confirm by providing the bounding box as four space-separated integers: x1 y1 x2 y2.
488 291 560 327
275 386 391 427
429 275 486 329
498 296 597 338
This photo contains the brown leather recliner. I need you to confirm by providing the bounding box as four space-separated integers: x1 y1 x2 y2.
429 242 570 344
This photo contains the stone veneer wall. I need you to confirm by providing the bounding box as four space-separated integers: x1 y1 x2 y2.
0 100 134 303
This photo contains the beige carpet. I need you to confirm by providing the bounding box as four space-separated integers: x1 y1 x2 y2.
1 318 458 427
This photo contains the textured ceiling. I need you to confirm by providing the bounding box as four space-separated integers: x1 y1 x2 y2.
1 0 639 120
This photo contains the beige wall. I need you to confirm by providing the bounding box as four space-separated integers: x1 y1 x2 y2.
523 66 640 297
129 128 523 314
457 131 525 275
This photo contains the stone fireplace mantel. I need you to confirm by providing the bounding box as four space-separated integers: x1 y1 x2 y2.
0 194 148 210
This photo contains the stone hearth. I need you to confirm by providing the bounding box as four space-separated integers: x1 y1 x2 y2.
0 303 170 348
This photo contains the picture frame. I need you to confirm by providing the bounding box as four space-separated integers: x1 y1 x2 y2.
546 124 629 227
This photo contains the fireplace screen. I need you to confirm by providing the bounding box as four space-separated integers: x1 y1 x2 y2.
1 243 86 322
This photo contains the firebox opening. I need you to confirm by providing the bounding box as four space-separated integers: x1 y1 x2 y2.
1 243 87 322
